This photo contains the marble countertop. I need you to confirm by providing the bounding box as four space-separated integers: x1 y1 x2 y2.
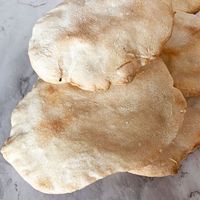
0 1 200 199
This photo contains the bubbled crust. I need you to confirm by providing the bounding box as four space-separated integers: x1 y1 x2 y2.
29 0 173 91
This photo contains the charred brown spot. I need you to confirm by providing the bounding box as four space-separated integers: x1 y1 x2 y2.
193 141 200 150
172 165 179 174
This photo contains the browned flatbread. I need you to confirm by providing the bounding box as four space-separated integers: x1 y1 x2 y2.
162 11 200 97
1 59 186 194
29 0 173 91
139 97 200 176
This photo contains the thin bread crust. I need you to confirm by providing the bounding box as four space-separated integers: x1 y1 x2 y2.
1 59 186 194
29 0 173 91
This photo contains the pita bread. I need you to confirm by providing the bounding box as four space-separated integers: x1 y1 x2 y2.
1 59 186 194
29 0 173 91
138 97 200 176
162 12 200 97
171 0 200 13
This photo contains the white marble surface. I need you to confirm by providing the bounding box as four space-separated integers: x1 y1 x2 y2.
0 1 200 199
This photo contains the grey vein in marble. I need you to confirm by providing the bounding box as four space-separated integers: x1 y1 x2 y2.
0 1 200 200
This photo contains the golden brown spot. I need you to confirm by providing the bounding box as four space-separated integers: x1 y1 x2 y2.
174 92 187 108
58 18 98 42
185 25 200 36
47 85 57 94
180 87 200 97
38 84 62 106
50 119 65 133
76 20 97 40
38 178 53 190
162 48 179 57
38 118 66 138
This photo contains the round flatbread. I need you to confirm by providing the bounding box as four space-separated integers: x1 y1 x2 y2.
162 12 200 97
1 59 186 194
29 0 173 91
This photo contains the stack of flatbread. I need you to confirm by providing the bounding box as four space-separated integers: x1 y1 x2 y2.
1 0 200 194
